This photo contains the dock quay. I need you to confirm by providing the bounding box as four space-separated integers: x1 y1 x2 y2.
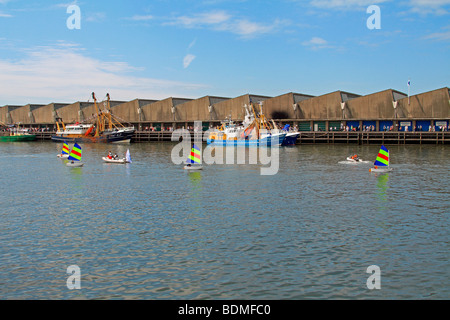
20 130 450 145
1 86 449 145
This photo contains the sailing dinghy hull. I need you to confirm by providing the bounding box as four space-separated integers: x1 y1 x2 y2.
370 167 392 173
184 166 203 170
66 162 84 167
102 157 129 164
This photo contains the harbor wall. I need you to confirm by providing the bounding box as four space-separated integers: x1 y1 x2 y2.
211 94 271 121
397 87 450 119
139 97 193 123
179 96 230 122
1 87 449 129
345 89 407 120
260 92 315 120
112 99 158 123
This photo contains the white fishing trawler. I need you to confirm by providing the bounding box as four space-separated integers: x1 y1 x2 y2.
207 103 286 146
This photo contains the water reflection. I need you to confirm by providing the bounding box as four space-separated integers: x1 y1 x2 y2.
375 172 389 205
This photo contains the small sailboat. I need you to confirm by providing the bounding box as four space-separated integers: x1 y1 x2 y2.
370 145 392 173
184 144 203 170
347 154 362 162
102 149 132 164
66 143 84 167
57 141 70 159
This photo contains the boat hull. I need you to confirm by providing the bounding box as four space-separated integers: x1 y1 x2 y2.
52 130 134 144
207 133 286 146
102 157 129 164
0 135 36 142
184 165 203 170
282 133 299 146
370 167 392 173
66 162 84 167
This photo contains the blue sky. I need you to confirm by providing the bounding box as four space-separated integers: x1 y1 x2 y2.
0 0 449 105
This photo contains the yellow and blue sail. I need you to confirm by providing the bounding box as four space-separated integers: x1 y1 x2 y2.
61 141 70 155
68 143 82 162
186 144 201 164
374 145 389 167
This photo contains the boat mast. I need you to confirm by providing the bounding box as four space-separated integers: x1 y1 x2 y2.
93 92 101 137
106 93 113 131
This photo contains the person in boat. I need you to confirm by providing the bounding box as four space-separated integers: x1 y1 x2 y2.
114 153 119 160
108 151 113 159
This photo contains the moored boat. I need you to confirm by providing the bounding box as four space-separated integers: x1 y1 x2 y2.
0 126 36 142
207 103 286 146
52 93 135 144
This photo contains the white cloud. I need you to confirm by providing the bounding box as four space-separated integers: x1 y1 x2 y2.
0 43 207 105
424 30 450 41
165 10 287 38
169 10 232 27
183 54 196 68
408 0 450 14
302 37 334 49
310 0 390 9
127 15 153 21
409 0 450 5
0 12 12 17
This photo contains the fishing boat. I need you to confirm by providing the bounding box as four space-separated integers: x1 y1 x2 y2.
57 141 70 159
102 149 132 164
184 144 203 170
66 143 84 167
52 93 135 144
0 126 36 142
207 103 286 146
370 146 392 173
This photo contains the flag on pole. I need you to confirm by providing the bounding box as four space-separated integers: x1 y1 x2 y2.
407 79 411 104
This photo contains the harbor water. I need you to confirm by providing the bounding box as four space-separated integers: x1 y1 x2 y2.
0 142 448 300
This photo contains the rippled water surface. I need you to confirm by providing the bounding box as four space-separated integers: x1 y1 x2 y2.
0 142 448 299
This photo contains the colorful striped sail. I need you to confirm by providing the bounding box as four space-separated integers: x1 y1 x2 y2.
68 143 82 162
61 141 70 155
374 145 389 167
187 144 201 164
